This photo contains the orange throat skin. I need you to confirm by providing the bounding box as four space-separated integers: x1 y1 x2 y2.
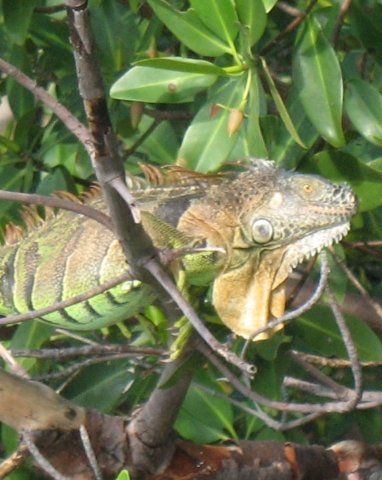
212 247 288 341
211 221 353 342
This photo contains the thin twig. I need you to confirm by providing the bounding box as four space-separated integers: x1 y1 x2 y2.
326 286 363 410
0 190 114 232
194 381 323 431
198 340 371 414
289 351 350 400
142 108 193 121
260 0 318 56
286 257 316 309
35 353 157 381
34 4 65 13
123 118 161 159
332 0 353 48
242 251 329 355
0 342 29 378
346 240 382 247
0 272 132 326
22 432 68 480
343 239 382 260
291 351 382 368
145 258 256 376
79 425 102 480
283 377 382 408
10 344 165 360
0 58 94 156
330 245 382 321
0 444 30 479
276 2 302 17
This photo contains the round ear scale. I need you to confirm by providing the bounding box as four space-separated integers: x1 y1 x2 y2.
252 218 273 244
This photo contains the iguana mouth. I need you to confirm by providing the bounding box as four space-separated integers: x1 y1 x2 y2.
274 221 351 287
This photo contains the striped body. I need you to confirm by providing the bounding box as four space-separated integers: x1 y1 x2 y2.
0 199 155 329
0 160 358 339
0 181 214 330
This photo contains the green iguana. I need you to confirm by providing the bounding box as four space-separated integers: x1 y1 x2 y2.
0 159 357 340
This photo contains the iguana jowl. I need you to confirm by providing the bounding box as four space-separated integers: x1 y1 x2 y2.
0 159 357 340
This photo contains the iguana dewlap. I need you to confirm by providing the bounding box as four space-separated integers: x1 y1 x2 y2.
0 159 357 340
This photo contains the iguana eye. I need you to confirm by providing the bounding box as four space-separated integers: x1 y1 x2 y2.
252 218 273 244
293 176 327 200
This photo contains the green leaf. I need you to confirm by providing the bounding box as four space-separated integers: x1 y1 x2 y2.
130 117 179 164
345 79 382 147
235 0 267 46
293 16 345 147
348 0 382 68
301 150 382 212
273 88 318 169
10 322 54 372
110 66 217 103
6 47 35 119
178 76 247 171
230 71 268 159
115 471 131 480
147 0 231 56
262 0 278 13
65 360 134 413
36 166 76 196
2 0 40 45
261 58 307 149
91 0 139 74
175 381 235 443
245 72 268 157
297 306 382 362
189 0 239 44
133 57 228 76
41 140 93 179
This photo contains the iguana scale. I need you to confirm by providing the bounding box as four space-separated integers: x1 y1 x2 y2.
0 159 357 340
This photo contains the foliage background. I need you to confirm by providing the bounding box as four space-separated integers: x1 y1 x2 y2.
1 0 382 477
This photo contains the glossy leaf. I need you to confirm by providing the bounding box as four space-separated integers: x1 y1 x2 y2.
262 58 307 149
348 0 382 68
147 0 231 56
178 76 247 171
235 0 267 46
301 151 382 212
133 57 228 76
2 0 40 44
130 117 180 164
245 72 268 157
297 306 382 362
262 0 278 12
232 72 268 159
36 166 76 196
345 79 382 147
91 0 139 74
175 381 235 443
66 360 134 412
293 16 345 147
115 471 131 480
189 0 239 44
273 88 318 169
6 47 35 119
10 322 54 372
110 66 217 103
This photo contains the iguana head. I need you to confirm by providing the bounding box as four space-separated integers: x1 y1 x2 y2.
178 159 358 341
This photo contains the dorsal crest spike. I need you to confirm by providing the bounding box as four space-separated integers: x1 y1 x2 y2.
3 223 24 245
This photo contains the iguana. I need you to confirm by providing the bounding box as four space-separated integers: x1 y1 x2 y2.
0 159 357 340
